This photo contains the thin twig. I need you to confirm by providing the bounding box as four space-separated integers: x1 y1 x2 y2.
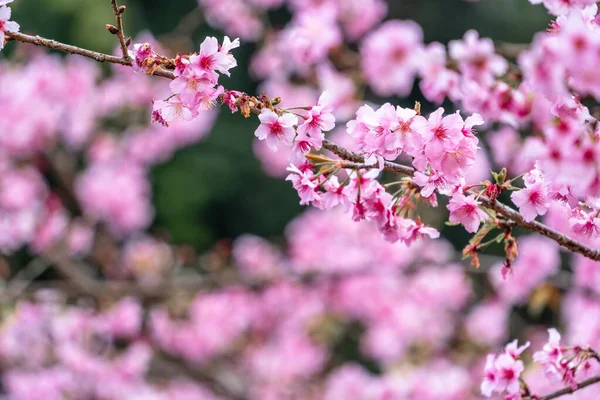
539 375 600 400
5 31 175 79
110 0 130 61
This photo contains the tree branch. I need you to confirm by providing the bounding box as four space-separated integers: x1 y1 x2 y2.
539 375 600 400
5 31 175 79
110 0 130 61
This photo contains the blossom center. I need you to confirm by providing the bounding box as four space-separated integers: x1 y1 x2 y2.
199 55 215 71
501 368 515 380
434 125 447 139
270 122 284 137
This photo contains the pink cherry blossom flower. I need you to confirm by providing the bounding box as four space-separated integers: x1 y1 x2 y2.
533 328 567 383
481 354 498 397
169 70 217 108
505 339 531 358
285 164 320 205
152 96 195 126
398 218 440 244
297 91 336 142
290 129 323 165
254 109 298 151
447 192 489 233
511 182 551 222
190 36 239 79
495 353 524 394
320 176 351 211
413 169 451 197
422 108 465 166
0 4 20 51
569 211 600 238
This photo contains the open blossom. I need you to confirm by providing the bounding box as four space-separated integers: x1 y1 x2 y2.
530 327 599 389
447 193 488 233
152 97 195 127
285 164 320 205
297 91 336 145
511 182 551 222
569 211 600 238
169 70 218 108
254 109 298 151
482 340 529 397
422 108 465 166
0 3 19 51
533 328 564 383
189 36 239 79
346 103 427 162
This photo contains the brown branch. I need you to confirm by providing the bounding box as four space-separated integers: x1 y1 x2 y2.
539 375 600 400
110 0 130 61
5 31 175 79
481 197 600 261
322 139 415 176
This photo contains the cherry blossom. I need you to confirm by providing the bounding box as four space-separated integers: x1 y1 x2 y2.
255 109 298 151
447 193 488 233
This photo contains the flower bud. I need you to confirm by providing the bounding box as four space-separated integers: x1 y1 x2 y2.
106 24 119 35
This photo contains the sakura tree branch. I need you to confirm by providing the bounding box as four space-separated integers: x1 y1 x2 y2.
539 375 600 400
321 139 600 262
5 31 175 79
5 23 599 262
481 197 600 261
109 0 130 61
322 139 415 176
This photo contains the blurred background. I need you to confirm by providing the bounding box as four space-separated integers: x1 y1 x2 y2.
5 0 551 252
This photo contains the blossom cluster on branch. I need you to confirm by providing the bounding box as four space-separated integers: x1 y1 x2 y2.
2 0 600 399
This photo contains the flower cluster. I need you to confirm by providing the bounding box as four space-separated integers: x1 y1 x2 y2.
149 36 239 126
533 329 600 389
481 339 530 397
482 329 600 400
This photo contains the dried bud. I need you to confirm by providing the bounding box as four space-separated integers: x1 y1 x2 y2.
462 244 480 269
414 101 421 115
485 183 500 202
118 5 126 14
126 37 132 46
505 235 518 262
106 24 119 35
